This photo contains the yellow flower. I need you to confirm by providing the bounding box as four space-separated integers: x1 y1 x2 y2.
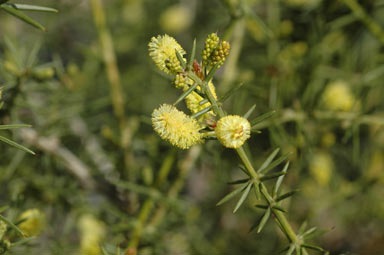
185 81 217 116
148 34 186 74
215 115 251 148
152 104 203 149
159 5 193 33
309 152 333 186
322 80 354 111
18 208 45 237
79 215 105 255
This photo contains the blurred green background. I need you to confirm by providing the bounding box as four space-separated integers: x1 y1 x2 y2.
1 0 384 254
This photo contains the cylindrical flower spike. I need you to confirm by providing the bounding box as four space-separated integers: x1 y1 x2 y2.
152 104 203 149
202 33 220 66
211 40 230 67
215 115 251 149
148 34 186 74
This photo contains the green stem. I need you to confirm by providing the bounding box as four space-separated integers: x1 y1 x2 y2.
260 184 297 243
187 71 298 246
343 0 384 45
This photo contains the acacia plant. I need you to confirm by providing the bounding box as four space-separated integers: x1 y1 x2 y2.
147 33 329 255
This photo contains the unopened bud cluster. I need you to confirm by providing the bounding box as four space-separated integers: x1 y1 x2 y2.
202 33 220 66
174 73 188 89
202 33 230 68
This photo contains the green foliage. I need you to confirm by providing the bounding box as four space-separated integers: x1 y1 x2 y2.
1 0 384 255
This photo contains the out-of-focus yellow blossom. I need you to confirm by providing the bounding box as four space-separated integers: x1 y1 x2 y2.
309 152 333 186
279 20 294 37
79 215 105 255
322 80 355 111
159 5 193 33
148 34 186 74
321 132 336 148
152 104 203 149
367 150 384 183
278 41 307 71
18 208 45 237
246 18 267 42
215 115 251 149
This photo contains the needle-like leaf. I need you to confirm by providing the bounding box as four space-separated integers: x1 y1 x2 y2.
257 207 271 233
0 124 31 130
0 5 45 31
0 213 25 237
219 82 244 103
191 106 212 119
259 153 290 174
243 104 256 119
257 148 280 173
227 178 250 185
175 50 186 70
233 182 252 213
173 82 199 106
0 135 35 155
250 110 276 127
273 162 290 197
216 182 249 206
187 39 196 70
275 190 299 202
6 3 58 13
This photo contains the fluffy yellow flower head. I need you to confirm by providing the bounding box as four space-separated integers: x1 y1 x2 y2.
148 34 186 74
309 152 333 186
322 80 354 111
152 104 203 149
18 208 45 237
159 5 193 33
215 115 251 149
79 215 105 255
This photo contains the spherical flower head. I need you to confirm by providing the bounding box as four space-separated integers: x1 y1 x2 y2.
18 208 45 237
148 34 186 74
152 104 203 149
309 151 333 186
79 215 105 255
159 5 193 33
215 115 251 149
322 80 354 111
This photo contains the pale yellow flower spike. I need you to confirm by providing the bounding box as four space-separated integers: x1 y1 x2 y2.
148 34 186 74
152 104 203 149
216 115 251 149
185 81 217 117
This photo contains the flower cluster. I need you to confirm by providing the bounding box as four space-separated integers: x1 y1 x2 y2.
149 34 251 150
202 33 230 68
152 104 203 149
322 80 355 111
18 208 45 237
148 34 186 74
215 115 251 148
